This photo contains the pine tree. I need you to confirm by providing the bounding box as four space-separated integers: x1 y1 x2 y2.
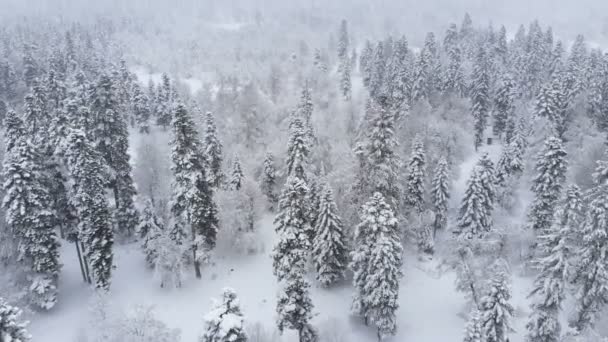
388 36 411 121
526 200 577 342
369 42 386 99
431 157 450 233
170 104 218 279
480 262 514 342
337 19 349 62
570 162 608 332
203 111 224 188
201 288 247 342
528 137 567 232
493 73 515 138
361 41 374 87
154 227 185 289
138 200 164 268
463 309 483 342
260 152 278 210
312 184 347 287
295 85 315 146
443 31 466 96
455 166 492 239
22 44 39 88
470 47 491 150
534 80 568 139
404 136 426 212
229 156 244 191
340 56 352 101
276 270 318 342
272 177 311 281
156 73 174 129
0 298 31 341
560 185 583 242
411 48 431 103
351 192 402 332
2 134 60 309
132 82 151 134
66 129 114 291
286 116 310 181
494 140 524 188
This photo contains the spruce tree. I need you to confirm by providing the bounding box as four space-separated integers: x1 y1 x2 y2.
455 166 492 239
138 199 164 268
570 162 608 332
480 262 514 342
493 73 515 138
340 56 352 101
272 176 311 281
312 184 347 287
156 73 174 129
351 192 402 333
404 136 426 213
361 41 374 87
463 309 483 342
203 111 224 188
470 47 491 150
132 82 151 134
2 134 60 309
286 116 310 181
170 104 218 278
369 42 386 99
276 270 318 342
201 288 247 342
411 48 431 103
260 152 278 210
66 129 114 291
0 298 31 341
431 157 450 233
494 140 524 188
528 137 567 232
337 19 349 62
229 156 244 191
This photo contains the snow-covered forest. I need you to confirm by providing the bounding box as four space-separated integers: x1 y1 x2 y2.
1 0 608 341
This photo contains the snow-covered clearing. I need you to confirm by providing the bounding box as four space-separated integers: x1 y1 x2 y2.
28 142 538 342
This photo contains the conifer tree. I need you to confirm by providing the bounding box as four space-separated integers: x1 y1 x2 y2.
276 270 318 342
260 152 278 210
369 42 386 99
66 130 114 291
2 134 60 309
201 288 247 342
463 309 483 342
351 192 402 333
528 137 567 232
388 36 411 121
337 19 349 62
480 262 514 342
570 162 608 333
340 56 352 101
203 111 224 188
272 176 311 281
312 184 347 287
443 35 466 96
132 82 151 134
411 48 431 103
170 104 218 278
455 166 492 239
526 197 577 342
535 80 568 139
404 136 426 212
493 73 515 138
286 117 310 181
156 73 174 129
138 200 164 268
494 140 524 188
431 157 450 233
229 156 244 191
295 85 315 146
0 298 31 341
470 48 491 150
361 41 374 87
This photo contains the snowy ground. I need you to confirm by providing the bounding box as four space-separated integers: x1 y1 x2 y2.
26 142 542 342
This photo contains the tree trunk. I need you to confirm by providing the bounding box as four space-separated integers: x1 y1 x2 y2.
75 240 87 282
81 241 92 284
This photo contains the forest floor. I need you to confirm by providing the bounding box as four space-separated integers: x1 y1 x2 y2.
26 142 544 342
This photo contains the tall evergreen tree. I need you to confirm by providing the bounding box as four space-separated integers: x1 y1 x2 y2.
66 130 114 291
132 82 151 134
470 48 491 150
528 137 567 232
431 157 450 233
351 192 402 335
404 136 426 212
138 199 164 268
203 111 224 188
2 134 60 309
455 166 492 239
312 184 347 287
170 104 218 279
340 56 352 101
480 261 514 342
570 162 608 333
156 73 174 129
276 269 318 342
0 298 31 341
286 116 310 181
493 73 515 138
463 309 483 342
229 156 244 191
369 42 386 99
260 152 278 210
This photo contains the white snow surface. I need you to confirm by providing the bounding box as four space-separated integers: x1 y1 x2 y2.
25 143 541 342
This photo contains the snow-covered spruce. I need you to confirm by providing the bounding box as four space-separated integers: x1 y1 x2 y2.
2 118 61 309
470 47 491 150
203 111 224 188
493 73 516 139
462 309 483 342
260 152 278 210
138 199 164 268
66 129 114 291
528 137 567 233
479 261 514 342
312 184 347 287
455 166 492 239
229 155 244 191
351 192 402 339
276 269 318 342
404 136 426 213
431 156 450 233
170 103 219 279
201 288 247 342
0 298 31 342
286 116 311 181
